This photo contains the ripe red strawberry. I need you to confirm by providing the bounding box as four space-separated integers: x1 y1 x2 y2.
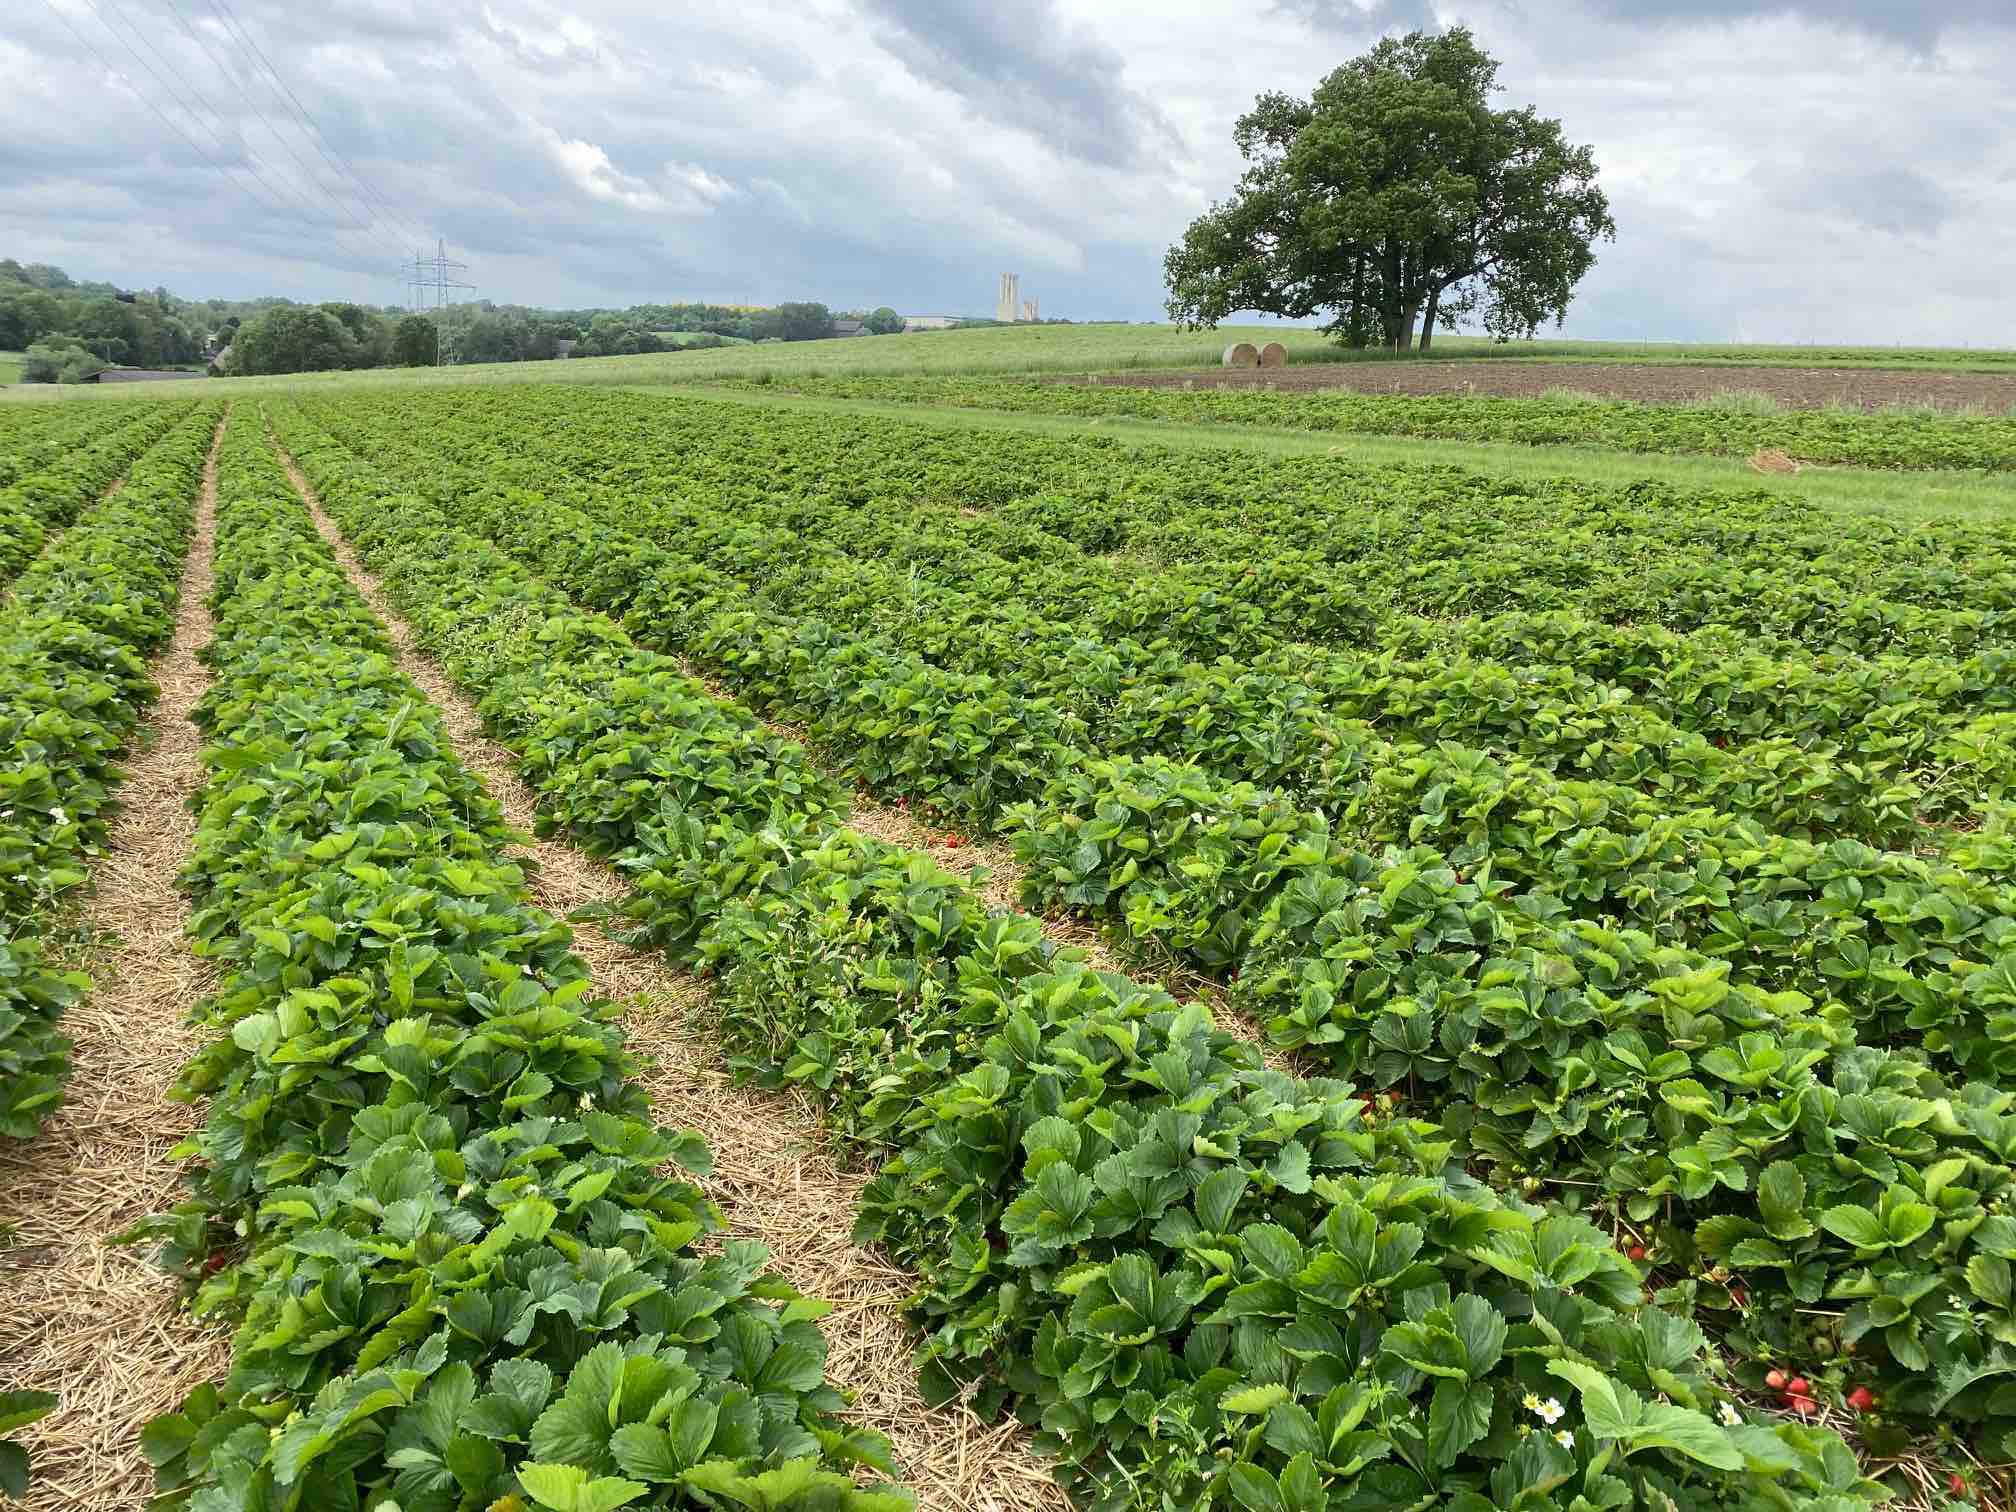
1764 1369 1788 1391
1785 1377 1811 1399
1627 1244 1647 1262
1789 1396 1819 1417
1844 1386 1874 1413
1950 1472 1968 1496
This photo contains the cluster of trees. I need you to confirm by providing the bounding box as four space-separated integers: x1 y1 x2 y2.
1164 27 1614 351
5 255 928 382
4 259 212 380
628 302 903 341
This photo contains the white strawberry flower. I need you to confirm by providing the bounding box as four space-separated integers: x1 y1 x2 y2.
1554 1429 1574 1450
1533 1397 1566 1425
1719 1401 1742 1426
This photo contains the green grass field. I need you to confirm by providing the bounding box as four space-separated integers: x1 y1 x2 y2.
0 351 24 385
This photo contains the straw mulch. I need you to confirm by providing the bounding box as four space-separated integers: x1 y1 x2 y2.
0 418 233 1511
288 457 1069 1512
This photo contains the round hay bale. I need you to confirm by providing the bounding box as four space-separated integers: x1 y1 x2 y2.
1221 341 1260 368
1748 447 1802 475
1258 340 1287 368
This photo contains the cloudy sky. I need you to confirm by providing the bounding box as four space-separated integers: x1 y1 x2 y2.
5 0 2012 342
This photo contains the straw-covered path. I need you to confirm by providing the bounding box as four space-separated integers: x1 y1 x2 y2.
0 413 232 1510
283 447 1068 1512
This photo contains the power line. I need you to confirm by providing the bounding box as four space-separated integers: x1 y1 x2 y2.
204 0 430 254
50 0 386 285
157 0 408 269
37 0 307 255
82 0 396 279
180 0 422 264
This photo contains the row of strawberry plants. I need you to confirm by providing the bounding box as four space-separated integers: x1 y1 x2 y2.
0 399 159 488
131 416 906 1512
367 386 2016 660
283 416 1892 1511
288 401 2016 1097
0 402 220 1146
318 391 2016 776
297 395 2002 853
710 373 2016 471
0 400 195 581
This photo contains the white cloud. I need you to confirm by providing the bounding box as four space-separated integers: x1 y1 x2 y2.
667 162 740 205
479 6 601 66
526 120 668 211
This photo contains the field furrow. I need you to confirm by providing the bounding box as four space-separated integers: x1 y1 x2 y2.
286 442 1070 1511
0 402 221 1156
0 413 232 1510
123 416 909 1508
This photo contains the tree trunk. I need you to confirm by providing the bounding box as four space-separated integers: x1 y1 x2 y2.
1419 284 1442 352
1398 303 1420 351
1382 241 1406 349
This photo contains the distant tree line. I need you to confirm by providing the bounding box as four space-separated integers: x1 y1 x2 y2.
3 256 930 382
3 258 210 381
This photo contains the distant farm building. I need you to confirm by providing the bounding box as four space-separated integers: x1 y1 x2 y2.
831 318 867 337
553 339 577 358
89 367 203 383
903 315 958 331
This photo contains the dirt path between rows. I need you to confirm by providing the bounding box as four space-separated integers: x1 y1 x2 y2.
0 414 231 1511
1071 359 2016 413
283 451 1068 1512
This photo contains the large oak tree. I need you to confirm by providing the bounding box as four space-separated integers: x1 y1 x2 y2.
1165 27 1615 351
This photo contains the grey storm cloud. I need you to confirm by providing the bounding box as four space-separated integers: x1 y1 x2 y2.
1266 0 1444 37
1573 0 2016 48
852 0 1173 168
1759 159 1956 238
3 0 2013 343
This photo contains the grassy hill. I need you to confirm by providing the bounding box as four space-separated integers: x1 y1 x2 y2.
8 323 2016 404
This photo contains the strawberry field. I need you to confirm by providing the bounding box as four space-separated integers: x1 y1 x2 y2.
4 385 2016 1510
709 373 2016 471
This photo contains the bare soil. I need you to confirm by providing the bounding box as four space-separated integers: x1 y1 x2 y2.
1072 360 2016 413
